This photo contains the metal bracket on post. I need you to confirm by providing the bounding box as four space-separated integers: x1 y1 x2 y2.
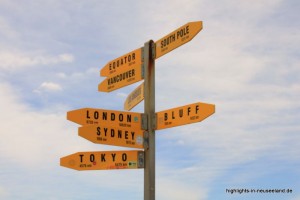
138 151 145 168
141 113 148 130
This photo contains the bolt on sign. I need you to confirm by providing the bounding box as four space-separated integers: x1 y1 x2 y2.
78 125 144 149
155 21 203 59
100 48 143 77
60 150 144 171
67 108 142 130
98 63 143 92
124 83 144 111
156 102 215 130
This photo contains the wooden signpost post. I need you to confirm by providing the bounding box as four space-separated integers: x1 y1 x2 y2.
60 21 215 200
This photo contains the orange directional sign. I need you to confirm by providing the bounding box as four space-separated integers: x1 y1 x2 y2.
67 108 142 130
155 21 203 59
124 83 144 111
156 102 215 130
60 150 144 171
79 125 144 149
100 48 143 77
98 64 143 92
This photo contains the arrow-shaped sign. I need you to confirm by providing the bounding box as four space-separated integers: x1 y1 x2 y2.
155 21 203 59
100 48 143 77
98 64 143 92
60 150 144 171
124 83 144 111
67 108 142 130
78 125 144 149
156 101 215 130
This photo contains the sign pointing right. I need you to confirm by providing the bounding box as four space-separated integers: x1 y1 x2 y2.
155 21 203 59
156 102 215 130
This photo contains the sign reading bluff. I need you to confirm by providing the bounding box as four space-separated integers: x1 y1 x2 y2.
60 150 144 171
156 102 215 130
155 21 203 59
79 125 144 149
67 108 142 130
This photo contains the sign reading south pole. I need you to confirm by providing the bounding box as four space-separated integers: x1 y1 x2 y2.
155 21 203 59
67 108 142 130
60 150 144 171
100 48 143 77
156 102 215 130
78 125 144 149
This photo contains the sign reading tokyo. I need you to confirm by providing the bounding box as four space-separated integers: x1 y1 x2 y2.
155 21 203 59
100 48 142 77
60 150 144 170
79 125 144 149
67 108 142 130
156 102 215 130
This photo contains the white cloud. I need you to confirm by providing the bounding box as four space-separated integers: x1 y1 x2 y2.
0 52 74 71
34 82 63 93
0 82 90 168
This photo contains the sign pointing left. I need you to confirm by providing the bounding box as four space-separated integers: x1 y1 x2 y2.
67 108 142 130
98 64 143 92
60 150 144 171
78 125 144 149
100 48 143 77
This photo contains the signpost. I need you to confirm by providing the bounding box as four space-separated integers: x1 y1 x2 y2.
67 108 142 129
78 125 144 149
124 83 144 111
61 21 215 200
60 150 144 170
156 102 215 130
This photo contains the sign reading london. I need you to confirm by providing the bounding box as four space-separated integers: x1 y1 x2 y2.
79 125 144 149
60 150 144 171
155 21 203 59
100 48 143 77
67 108 142 130
156 102 215 130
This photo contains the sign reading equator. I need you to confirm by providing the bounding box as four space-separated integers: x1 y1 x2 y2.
78 125 144 149
60 150 144 170
67 108 142 130
100 48 142 77
155 21 203 59
156 102 215 130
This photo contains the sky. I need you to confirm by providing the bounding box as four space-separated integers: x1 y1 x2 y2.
0 0 299 199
